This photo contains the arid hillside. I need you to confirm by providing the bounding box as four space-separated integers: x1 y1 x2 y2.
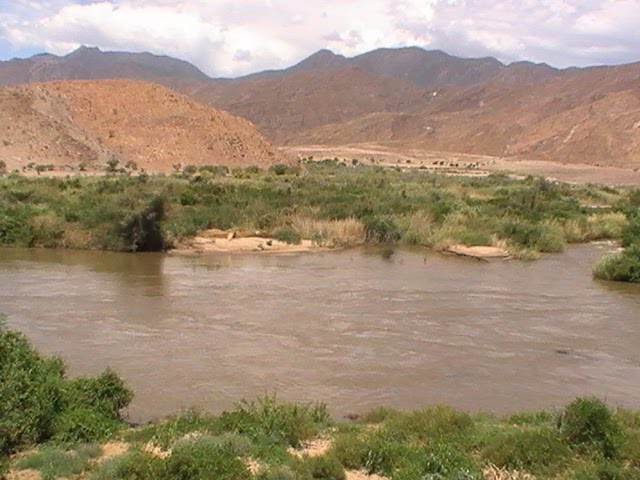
2 46 640 169
289 61 640 167
186 66 429 142
0 79 287 172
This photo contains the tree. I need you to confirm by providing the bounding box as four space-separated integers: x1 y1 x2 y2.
105 156 120 173
0 160 6 176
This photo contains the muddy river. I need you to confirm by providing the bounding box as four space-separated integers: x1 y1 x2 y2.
1 244 639 421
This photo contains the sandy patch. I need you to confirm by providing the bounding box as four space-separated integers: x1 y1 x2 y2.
483 465 535 480
244 458 262 475
99 441 129 462
447 245 510 259
173 230 320 254
346 470 390 480
288 437 333 458
5 469 41 480
143 442 171 459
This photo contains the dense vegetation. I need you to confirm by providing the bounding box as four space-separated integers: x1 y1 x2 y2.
0 161 635 261
0 317 133 459
3 320 640 479
593 204 640 282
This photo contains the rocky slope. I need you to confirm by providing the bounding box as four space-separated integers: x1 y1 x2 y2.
0 79 287 172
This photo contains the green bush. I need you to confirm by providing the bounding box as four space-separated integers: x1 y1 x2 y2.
622 214 640 248
163 435 251 480
382 405 474 443
0 327 65 454
272 226 302 245
568 461 634 480
91 449 163 480
53 407 122 444
536 222 567 253
0 323 133 454
559 397 624 459
303 455 346 480
218 396 329 448
269 164 298 176
593 247 640 283
124 409 220 449
330 431 370 470
62 369 134 420
17 444 101 480
480 427 571 474
362 216 401 243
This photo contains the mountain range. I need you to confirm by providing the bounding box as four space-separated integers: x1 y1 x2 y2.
1 46 639 169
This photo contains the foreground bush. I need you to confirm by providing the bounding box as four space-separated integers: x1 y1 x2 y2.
559 397 624 459
0 321 133 455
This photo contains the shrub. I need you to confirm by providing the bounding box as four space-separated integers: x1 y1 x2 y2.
480 427 571 474
53 407 122 444
559 397 624 459
62 369 134 420
125 409 219 449
0 323 132 454
362 216 401 243
272 226 302 245
0 160 6 175
163 435 251 480
303 455 346 480
622 215 640 248
568 461 634 480
536 222 566 253
358 407 399 424
330 431 371 470
91 449 163 480
105 157 120 173
171 433 253 457
116 195 166 252
593 247 640 283
269 164 298 176
17 444 101 480
256 465 298 480
382 405 474 443
0 327 65 454
218 396 329 448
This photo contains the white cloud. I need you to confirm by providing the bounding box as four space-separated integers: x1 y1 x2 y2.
0 0 639 77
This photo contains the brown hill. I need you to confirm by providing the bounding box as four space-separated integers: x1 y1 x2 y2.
0 79 287 172
290 62 640 167
2 46 640 169
0 46 210 87
186 66 429 143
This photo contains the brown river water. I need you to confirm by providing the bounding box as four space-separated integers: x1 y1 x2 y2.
1 244 640 422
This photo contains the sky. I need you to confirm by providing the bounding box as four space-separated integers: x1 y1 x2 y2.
1 0 639 77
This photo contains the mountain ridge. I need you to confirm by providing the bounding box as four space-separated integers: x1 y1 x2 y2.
2 46 640 168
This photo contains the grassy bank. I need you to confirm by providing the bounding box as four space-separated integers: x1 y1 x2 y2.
0 161 635 259
594 209 640 283
3 320 640 480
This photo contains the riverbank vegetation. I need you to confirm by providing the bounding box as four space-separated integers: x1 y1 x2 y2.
0 159 636 261
593 208 640 283
3 320 640 480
